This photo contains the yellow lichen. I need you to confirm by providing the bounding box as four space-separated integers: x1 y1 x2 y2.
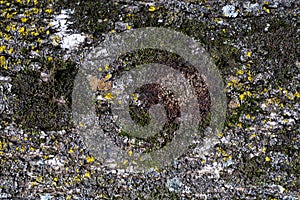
104 65 110 71
131 93 138 101
8 48 13 54
128 150 133 156
105 74 112 79
79 122 84 127
21 18 28 23
126 25 131 30
148 6 157 12
86 155 95 163
214 18 220 23
217 132 224 138
45 9 52 13
104 92 113 99
18 27 25 34
85 171 91 178
249 133 256 140
36 176 43 183
248 143 253 149
0 46 6 52
247 72 253 81
68 148 74 154
263 6 270 13
32 7 39 14
31 31 39 36
236 69 244 75
239 92 246 101
294 91 300 98
20 145 25 152
123 159 128 165
74 175 81 182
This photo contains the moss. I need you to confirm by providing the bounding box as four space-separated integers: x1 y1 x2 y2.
244 15 299 86
11 59 77 131
129 105 151 127
55 0 122 38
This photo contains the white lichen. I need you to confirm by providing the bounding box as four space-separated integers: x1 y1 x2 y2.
222 5 238 18
52 9 87 49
